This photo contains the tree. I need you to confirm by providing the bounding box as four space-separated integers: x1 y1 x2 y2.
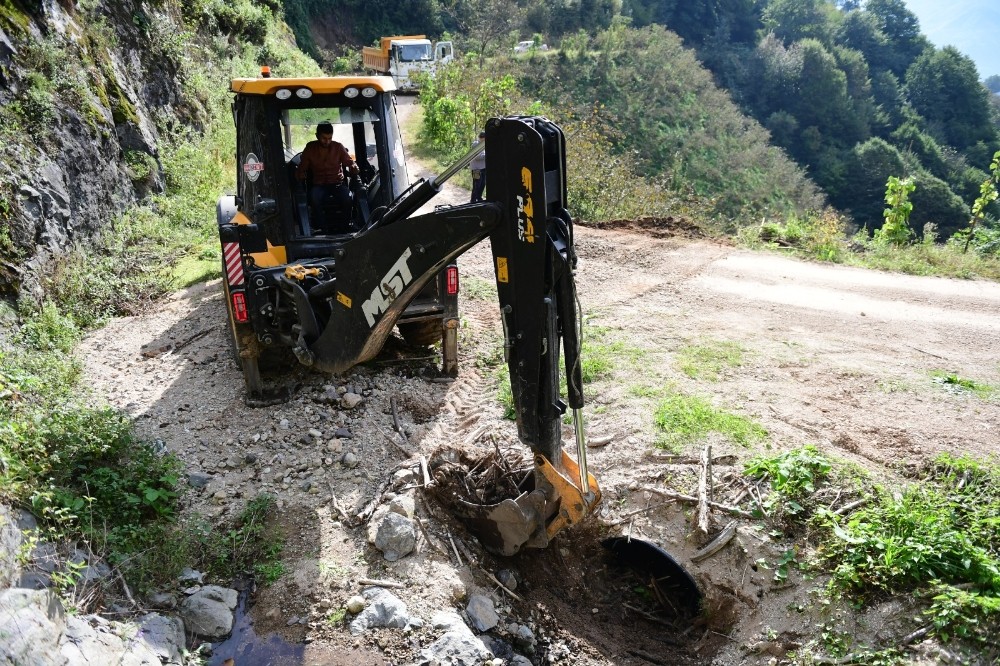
836 10 889 72
452 0 525 67
908 171 969 238
622 0 760 46
839 137 905 228
863 0 929 77
743 33 803 119
905 47 995 153
761 0 833 46
874 175 914 245
984 75 1000 95
790 40 867 148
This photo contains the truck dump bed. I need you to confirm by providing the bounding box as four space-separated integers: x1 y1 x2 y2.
361 48 388 71
362 35 427 72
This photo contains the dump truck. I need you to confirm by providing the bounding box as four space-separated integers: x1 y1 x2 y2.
217 70 598 555
361 35 453 91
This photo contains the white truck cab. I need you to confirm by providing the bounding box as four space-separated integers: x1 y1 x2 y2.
362 36 454 92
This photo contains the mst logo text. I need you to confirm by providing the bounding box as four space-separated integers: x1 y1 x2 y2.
362 248 414 326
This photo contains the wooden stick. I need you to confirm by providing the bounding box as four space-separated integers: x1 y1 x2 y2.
622 602 674 627
901 625 931 645
358 577 405 589
643 452 738 465
375 424 410 456
697 445 712 535
355 477 393 525
691 521 737 563
420 455 432 487
328 483 353 524
484 571 522 601
606 501 674 526
448 532 464 567
640 486 753 518
414 515 449 556
587 435 614 448
453 535 478 566
390 396 409 444
833 498 867 516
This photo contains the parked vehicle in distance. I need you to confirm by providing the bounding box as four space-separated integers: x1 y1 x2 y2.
361 35 453 92
514 40 548 53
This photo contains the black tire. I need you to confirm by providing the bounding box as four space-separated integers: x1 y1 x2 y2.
398 320 442 346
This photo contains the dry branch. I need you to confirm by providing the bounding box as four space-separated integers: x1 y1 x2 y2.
606 501 674 526
697 445 712 535
485 571 522 601
691 521 738 563
358 578 405 589
375 423 410 456
328 483 353 524
833 498 867 516
640 485 752 518
587 435 614 448
420 455 432 487
390 396 408 444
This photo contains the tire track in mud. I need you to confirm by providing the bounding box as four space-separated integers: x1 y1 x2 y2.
420 294 508 456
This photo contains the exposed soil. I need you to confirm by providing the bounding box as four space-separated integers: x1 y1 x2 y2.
75 99 1000 664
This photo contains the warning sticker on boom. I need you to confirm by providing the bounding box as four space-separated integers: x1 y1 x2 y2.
496 257 509 283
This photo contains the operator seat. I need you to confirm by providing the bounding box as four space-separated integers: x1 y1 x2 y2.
287 153 355 236
315 183 355 235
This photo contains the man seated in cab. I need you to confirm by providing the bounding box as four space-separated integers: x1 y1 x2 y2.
296 122 359 233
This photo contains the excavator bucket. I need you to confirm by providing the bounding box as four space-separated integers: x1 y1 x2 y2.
455 451 602 556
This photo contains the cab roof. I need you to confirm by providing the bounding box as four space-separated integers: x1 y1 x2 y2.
230 74 396 95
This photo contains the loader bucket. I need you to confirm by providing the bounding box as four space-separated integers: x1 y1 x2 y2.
454 450 601 556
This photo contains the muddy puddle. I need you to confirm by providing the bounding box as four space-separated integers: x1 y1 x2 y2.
205 587 305 666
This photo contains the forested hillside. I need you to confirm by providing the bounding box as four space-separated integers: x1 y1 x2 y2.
286 0 1000 241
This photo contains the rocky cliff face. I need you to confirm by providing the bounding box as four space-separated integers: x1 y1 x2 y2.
0 0 192 302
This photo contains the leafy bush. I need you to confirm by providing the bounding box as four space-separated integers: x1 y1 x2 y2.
744 445 832 517
821 455 1000 601
873 176 915 246
744 209 849 261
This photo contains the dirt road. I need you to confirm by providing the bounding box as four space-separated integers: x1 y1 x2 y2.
76 98 1000 663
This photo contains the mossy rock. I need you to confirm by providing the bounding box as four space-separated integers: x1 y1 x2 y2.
0 0 38 38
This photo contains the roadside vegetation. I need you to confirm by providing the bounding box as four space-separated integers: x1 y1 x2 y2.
736 447 1000 662
0 0 311 605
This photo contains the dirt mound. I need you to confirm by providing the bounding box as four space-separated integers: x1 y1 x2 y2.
587 216 712 240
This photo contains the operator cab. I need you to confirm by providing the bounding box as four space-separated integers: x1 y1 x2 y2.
231 75 410 260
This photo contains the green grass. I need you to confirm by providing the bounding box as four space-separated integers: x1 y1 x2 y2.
579 325 642 383
930 370 997 400
739 210 1000 280
676 339 744 381
652 391 767 451
461 275 497 301
492 324 642 420
729 450 1000 657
